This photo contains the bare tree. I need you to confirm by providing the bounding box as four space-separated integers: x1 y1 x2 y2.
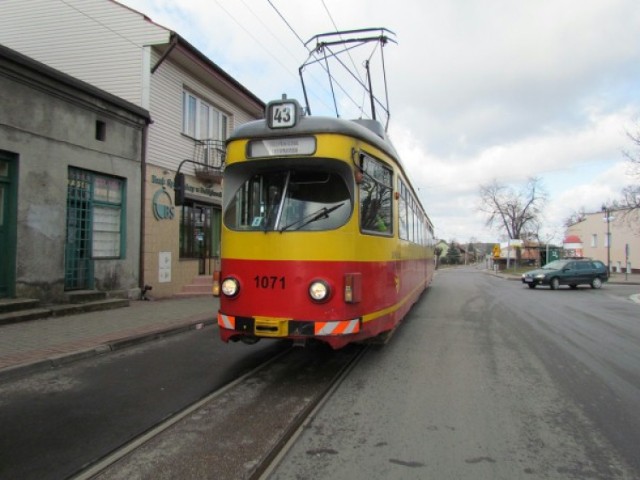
618 129 640 211
564 207 587 227
479 177 547 239
478 177 547 264
609 129 640 232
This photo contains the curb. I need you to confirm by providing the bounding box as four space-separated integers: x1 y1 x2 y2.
0 318 216 384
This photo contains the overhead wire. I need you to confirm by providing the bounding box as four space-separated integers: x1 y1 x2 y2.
267 0 377 118
57 0 144 49
320 0 368 116
266 0 307 47
264 0 337 112
239 0 303 66
213 0 297 83
211 0 338 115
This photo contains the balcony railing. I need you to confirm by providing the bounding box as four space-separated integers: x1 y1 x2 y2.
193 139 225 184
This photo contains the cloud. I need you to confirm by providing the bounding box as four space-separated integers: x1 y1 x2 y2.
118 0 640 243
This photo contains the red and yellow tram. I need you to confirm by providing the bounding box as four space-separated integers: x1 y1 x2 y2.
214 98 434 349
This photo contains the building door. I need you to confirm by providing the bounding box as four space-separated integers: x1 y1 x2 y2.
193 204 212 275
180 203 221 275
0 152 18 298
64 169 93 290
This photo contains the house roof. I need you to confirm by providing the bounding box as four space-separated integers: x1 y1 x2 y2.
168 33 265 117
112 0 264 118
564 235 582 244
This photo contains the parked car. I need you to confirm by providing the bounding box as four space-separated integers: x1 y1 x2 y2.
521 259 609 290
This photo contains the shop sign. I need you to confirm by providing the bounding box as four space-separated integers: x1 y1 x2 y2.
152 188 175 220
151 174 221 199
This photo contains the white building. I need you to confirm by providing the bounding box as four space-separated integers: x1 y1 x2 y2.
0 0 264 297
565 209 639 274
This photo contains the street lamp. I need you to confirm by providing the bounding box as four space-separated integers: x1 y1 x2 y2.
601 205 611 273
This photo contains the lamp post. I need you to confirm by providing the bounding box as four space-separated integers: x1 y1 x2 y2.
601 205 611 273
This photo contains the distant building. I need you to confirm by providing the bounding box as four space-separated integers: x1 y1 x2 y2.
566 209 639 273
492 240 539 268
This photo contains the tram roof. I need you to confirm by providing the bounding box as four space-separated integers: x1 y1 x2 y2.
228 114 401 165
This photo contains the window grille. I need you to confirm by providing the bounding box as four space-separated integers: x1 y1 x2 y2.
65 168 125 290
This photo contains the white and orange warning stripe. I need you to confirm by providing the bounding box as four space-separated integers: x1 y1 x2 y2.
314 319 360 336
217 313 235 330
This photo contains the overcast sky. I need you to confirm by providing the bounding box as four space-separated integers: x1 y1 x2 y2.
120 0 640 243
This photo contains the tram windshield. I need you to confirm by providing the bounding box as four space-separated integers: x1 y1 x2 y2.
224 168 352 232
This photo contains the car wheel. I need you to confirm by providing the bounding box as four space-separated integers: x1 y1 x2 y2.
550 277 560 290
569 284 577 289
591 277 603 289
528 283 536 289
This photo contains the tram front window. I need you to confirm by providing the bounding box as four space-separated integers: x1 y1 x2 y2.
224 169 351 232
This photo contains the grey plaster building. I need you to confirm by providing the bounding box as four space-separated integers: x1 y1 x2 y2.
0 44 150 302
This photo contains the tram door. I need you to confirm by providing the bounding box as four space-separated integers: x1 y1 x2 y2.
0 153 17 298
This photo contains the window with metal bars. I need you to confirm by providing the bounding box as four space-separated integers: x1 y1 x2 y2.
65 168 125 289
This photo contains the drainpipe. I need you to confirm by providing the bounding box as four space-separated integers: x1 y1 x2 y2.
139 122 149 296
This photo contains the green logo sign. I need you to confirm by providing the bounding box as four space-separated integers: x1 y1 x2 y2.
152 188 175 220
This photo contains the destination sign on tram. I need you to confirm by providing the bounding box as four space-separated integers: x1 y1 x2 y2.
248 137 316 158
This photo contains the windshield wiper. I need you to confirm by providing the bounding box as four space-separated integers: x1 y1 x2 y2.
280 202 345 232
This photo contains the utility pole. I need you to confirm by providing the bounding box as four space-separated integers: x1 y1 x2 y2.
601 205 611 273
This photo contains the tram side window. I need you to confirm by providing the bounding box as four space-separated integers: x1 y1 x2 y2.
409 198 415 243
360 155 392 235
398 180 408 240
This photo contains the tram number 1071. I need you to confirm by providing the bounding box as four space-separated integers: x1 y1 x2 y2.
254 275 286 290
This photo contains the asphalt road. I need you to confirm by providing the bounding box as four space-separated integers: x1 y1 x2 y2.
268 267 640 480
2 268 638 480
0 326 287 480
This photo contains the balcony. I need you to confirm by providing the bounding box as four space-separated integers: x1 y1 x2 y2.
193 139 225 184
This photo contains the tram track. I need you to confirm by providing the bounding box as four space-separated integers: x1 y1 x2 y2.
73 342 367 480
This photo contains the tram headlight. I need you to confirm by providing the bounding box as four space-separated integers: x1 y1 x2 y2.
221 277 240 297
309 280 330 302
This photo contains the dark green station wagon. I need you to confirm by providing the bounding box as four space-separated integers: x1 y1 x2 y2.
521 259 609 290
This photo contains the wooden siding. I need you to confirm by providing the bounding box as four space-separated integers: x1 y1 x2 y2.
147 50 261 172
0 0 169 106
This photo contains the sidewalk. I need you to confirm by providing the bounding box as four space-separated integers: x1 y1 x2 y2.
0 296 219 382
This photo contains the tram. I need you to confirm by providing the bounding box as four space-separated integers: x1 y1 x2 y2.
214 95 435 349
